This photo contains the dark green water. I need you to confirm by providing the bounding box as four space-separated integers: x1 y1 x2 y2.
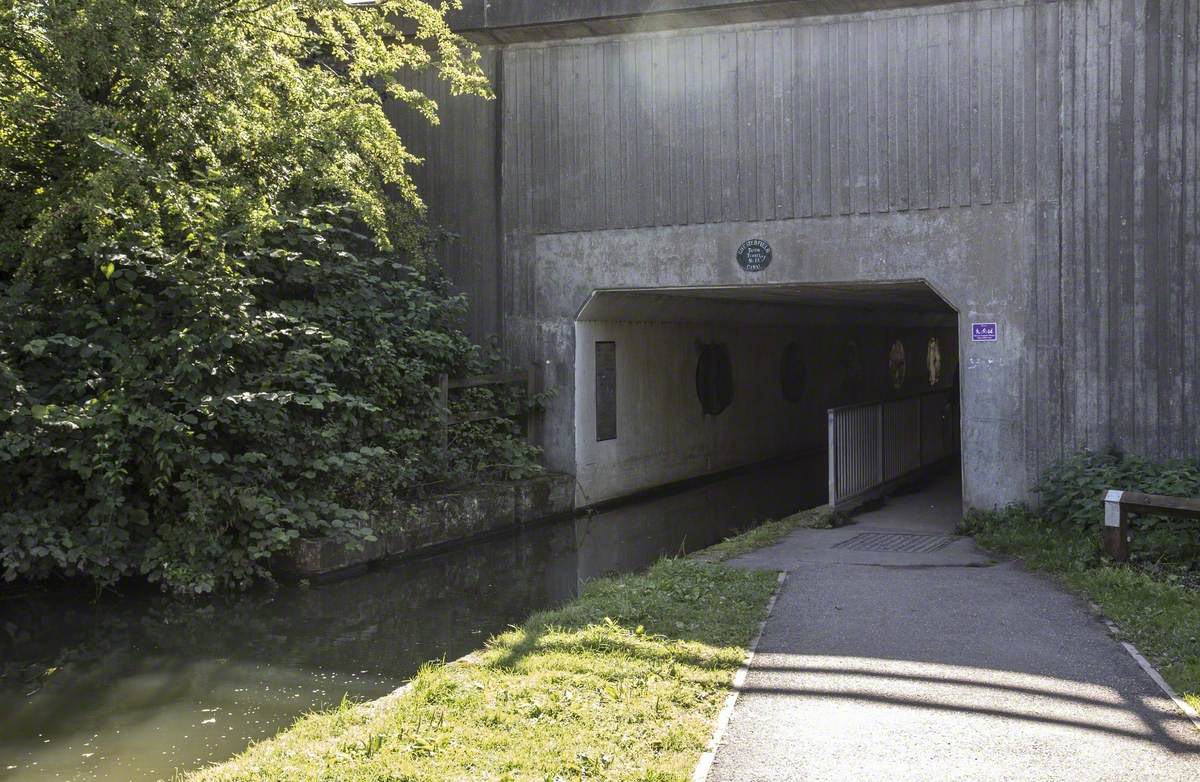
0 457 823 781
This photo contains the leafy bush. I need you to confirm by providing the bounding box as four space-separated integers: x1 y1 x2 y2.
0 2 537 593
0 207 540 594
1035 451 1200 567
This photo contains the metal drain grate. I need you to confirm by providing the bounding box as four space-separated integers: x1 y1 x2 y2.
833 532 958 553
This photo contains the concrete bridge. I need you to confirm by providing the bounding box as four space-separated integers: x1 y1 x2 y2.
388 0 1200 511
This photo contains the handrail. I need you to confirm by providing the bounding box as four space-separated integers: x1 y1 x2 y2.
827 386 958 415
827 387 959 510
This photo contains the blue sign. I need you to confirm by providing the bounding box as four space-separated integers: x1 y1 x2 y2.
971 322 998 342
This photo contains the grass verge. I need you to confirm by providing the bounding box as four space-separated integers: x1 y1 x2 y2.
963 508 1200 714
690 504 844 563
186 559 778 781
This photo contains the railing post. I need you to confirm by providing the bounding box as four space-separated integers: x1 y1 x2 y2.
876 403 885 486
827 409 838 508
1103 490 1130 562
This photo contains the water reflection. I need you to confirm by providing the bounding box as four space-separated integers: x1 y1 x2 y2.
0 455 823 781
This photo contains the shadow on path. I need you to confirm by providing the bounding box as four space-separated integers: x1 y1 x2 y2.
708 472 1200 781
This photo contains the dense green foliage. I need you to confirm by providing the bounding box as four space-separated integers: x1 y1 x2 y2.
187 559 778 782
0 1 535 593
962 507 1200 712
1035 450 1200 567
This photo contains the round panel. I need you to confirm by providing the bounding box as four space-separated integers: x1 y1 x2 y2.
926 337 942 386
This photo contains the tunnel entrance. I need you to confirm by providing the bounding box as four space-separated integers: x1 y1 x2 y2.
573 281 962 515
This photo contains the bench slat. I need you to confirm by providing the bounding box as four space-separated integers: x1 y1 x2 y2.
1101 489 1200 563
1116 491 1200 519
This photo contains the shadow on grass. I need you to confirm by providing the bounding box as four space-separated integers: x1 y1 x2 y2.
484 558 777 672
487 626 734 673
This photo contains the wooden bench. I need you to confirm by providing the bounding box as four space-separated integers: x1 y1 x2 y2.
1102 490 1200 562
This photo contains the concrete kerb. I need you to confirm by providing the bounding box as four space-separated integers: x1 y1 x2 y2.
692 571 789 782
1090 602 1200 731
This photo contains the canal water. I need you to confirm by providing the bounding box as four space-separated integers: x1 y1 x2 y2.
0 455 824 781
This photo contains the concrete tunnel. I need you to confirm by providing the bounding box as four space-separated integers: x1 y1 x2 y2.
572 281 963 514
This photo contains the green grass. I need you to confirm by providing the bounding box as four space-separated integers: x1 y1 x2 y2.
964 508 1200 714
690 504 844 563
185 559 778 782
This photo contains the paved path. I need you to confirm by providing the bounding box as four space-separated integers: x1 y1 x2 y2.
708 474 1200 781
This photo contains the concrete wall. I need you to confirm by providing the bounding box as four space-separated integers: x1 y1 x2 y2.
575 321 815 503
575 315 957 504
384 51 501 340
493 1 1051 508
552 206 1025 507
498 3 1053 234
395 0 1200 509
449 0 979 42
1052 0 1200 463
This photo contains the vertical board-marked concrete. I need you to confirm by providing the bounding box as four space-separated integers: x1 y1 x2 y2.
392 0 1200 510
498 6 1045 510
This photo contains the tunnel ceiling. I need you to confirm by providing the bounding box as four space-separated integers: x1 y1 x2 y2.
576 282 955 325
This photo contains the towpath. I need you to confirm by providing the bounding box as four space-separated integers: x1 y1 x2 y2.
707 474 1200 781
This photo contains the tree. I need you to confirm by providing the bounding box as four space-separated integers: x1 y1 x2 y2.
0 0 490 254
0 1 533 593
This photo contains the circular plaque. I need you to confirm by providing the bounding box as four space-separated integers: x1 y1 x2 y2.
736 239 772 272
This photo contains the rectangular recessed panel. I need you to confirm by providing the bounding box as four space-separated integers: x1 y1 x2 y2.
595 341 617 441
832 532 957 553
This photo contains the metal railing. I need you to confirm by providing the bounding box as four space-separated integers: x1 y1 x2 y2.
827 388 960 510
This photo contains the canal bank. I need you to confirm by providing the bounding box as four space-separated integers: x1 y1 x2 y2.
0 454 825 781
186 559 781 782
272 473 576 580
179 469 1200 782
